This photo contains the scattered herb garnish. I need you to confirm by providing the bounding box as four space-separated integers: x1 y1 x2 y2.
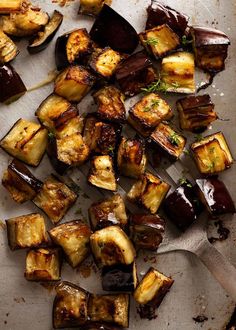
179 177 192 187
141 79 168 94
183 149 190 156
182 35 193 46
142 99 160 112
48 132 55 139
144 37 159 46
107 145 115 153
169 132 180 146
171 82 180 89
194 134 203 142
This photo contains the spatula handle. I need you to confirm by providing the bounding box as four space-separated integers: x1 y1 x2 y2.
196 240 236 301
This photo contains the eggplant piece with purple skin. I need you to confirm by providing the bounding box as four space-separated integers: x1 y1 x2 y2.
28 10 63 54
2 158 43 203
164 180 202 231
196 177 235 216
129 214 165 250
190 26 230 73
146 1 189 36
0 64 26 104
115 51 156 97
90 4 139 54
102 262 138 292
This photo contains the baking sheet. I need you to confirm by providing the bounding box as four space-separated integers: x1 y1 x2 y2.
0 0 236 329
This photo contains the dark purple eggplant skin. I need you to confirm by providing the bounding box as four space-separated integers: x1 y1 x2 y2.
146 1 189 36
46 134 70 175
102 264 136 292
90 4 139 54
0 64 27 104
54 107 79 129
196 177 235 216
28 10 63 54
178 94 213 110
191 26 230 47
164 181 203 231
8 159 43 192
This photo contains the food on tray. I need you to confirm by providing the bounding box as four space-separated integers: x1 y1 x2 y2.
25 247 62 281
196 177 235 216
0 30 18 63
49 220 92 268
88 194 128 231
129 214 165 250
127 172 170 214
0 118 47 166
150 122 186 161
2 159 43 203
55 28 93 70
33 175 77 224
27 10 63 54
191 132 233 175
6 213 48 250
177 94 217 133
102 262 138 292
139 24 180 59
78 0 112 17
90 226 136 266
90 4 139 54
134 267 174 320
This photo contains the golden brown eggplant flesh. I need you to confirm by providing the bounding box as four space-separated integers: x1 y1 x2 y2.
6 213 48 250
2 158 43 203
146 1 189 36
49 220 92 268
78 0 112 17
134 267 174 320
150 122 186 161
0 30 18 64
0 64 26 104
25 247 62 281
127 172 170 214
0 118 47 166
115 51 156 97
102 262 138 292
190 26 230 73
90 226 136 267
196 177 235 216
90 4 138 54
55 28 93 70
0 0 23 13
53 281 89 329
28 10 63 54
129 214 165 250
33 175 77 224
191 132 233 175
88 194 128 231
88 293 129 328
177 94 217 133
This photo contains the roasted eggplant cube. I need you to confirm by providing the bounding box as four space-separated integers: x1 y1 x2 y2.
127 172 170 214
130 214 165 250
139 24 180 59
25 248 62 281
191 132 233 175
115 51 156 97
0 118 47 166
90 226 136 266
53 281 89 328
0 64 26 104
33 175 77 224
164 180 202 230
151 123 186 161
102 262 137 292
196 177 235 216
90 4 139 54
161 51 195 93
190 26 230 73
6 213 48 250
177 94 217 133
93 86 126 123
134 267 174 320
88 294 129 328
0 0 23 13
2 159 43 203
54 65 96 102
128 92 172 136
89 47 122 78
88 155 117 191
49 220 92 268
89 194 128 231
79 0 112 16
0 30 18 64
55 28 93 70
117 137 147 179
28 10 63 54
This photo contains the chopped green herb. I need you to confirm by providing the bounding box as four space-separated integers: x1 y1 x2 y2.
183 149 190 156
181 35 193 46
107 145 115 153
141 79 168 94
171 82 180 89
142 99 160 112
179 177 192 187
169 132 180 146
194 134 203 142
48 132 55 139
144 37 159 46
